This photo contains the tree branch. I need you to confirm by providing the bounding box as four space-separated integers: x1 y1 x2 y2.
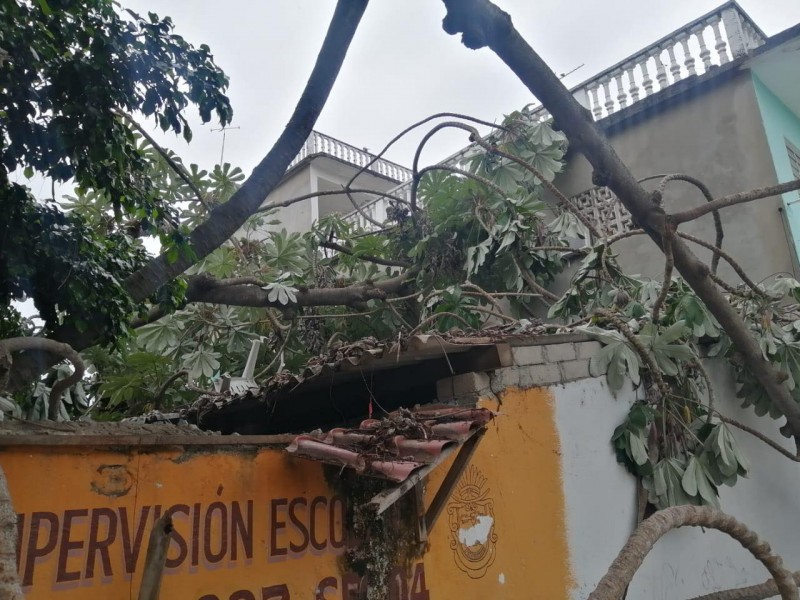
320 241 412 268
719 415 800 462
154 370 188 411
124 0 369 304
117 109 212 213
184 272 410 310
513 253 559 302
345 112 509 191
641 173 724 274
677 232 766 297
0 337 84 420
255 187 410 215
440 0 800 439
672 179 800 225
688 571 800 600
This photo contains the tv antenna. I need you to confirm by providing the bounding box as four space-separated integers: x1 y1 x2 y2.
559 64 585 80
211 126 240 165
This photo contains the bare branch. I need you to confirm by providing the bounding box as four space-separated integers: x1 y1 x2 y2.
117 109 212 213
130 305 169 329
719 415 800 463
677 232 766 298
0 337 84 420
154 370 188 411
606 229 645 246
345 112 510 191
672 179 800 225
512 253 559 302
652 218 674 322
642 173 724 274
256 188 410 215
320 241 412 268
137 514 173 600
409 311 474 335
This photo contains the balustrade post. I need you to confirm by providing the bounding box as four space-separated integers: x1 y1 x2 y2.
614 72 628 109
601 78 615 116
588 86 603 119
640 58 654 96
693 24 713 70
679 35 697 77
654 51 669 89
666 45 682 82
625 64 640 102
710 18 730 64
721 6 747 58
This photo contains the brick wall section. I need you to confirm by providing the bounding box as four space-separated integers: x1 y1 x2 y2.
436 334 603 404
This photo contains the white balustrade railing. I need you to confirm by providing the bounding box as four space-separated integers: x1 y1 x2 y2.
287 131 412 182
339 2 766 232
540 1 766 122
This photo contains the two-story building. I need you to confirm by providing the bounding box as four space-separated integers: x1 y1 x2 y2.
260 1 800 291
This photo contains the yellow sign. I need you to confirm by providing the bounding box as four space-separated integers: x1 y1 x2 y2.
2 386 573 599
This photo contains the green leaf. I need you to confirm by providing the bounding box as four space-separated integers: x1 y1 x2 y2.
37 0 52 16
681 456 700 497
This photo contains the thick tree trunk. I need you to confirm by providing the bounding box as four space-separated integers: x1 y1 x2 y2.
124 0 369 304
0 467 23 599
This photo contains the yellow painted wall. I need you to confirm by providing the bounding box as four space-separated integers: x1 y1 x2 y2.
1 386 571 599
423 387 572 598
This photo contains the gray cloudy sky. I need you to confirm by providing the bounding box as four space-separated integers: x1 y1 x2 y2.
123 0 800 173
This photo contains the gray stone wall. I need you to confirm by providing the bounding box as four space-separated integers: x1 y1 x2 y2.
550 69 796 294
437 335 602 404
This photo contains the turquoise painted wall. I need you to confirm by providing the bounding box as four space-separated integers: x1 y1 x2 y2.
753 75 800 261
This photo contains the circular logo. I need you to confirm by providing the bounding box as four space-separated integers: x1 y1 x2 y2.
446 465 497 578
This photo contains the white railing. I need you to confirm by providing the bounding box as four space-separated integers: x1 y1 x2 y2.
543 1 766 122
340 1 767 232
287 131 412 182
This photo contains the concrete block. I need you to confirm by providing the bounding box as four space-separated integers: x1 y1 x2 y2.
559 359 591 381
543 343 577 363
575 341 602 360
437 372 491 403
523 363 563 387
490 367 522 390
512 345 545 366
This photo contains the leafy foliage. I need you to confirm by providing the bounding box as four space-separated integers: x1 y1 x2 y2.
551 230 800 507
0 0 232 342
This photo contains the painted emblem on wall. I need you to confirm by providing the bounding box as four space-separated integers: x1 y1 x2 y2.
446 464 497 578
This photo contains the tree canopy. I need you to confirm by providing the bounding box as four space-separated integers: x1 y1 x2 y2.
2 0 800 520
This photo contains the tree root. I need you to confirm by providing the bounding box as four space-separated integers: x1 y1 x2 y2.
588 505 798 600
688 571 800 600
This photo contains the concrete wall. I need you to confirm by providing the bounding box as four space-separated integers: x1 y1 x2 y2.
551 70 796 289
249 166 313 238
437 338 800 599
753 74 800 269
250 156 404 238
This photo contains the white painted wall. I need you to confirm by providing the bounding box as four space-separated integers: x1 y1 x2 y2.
552 369 800 599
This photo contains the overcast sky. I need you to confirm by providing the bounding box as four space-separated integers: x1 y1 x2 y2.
122 0 800 173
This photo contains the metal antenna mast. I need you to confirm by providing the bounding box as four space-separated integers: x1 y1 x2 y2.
211 126 240 165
